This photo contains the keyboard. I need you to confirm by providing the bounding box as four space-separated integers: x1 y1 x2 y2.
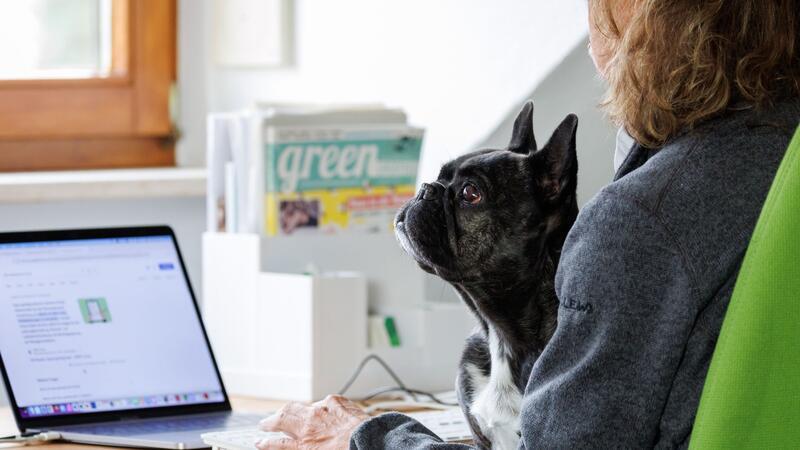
57 413 263 436
407 409 473 443
202 429 287 450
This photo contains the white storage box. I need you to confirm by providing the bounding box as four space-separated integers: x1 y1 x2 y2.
202 233 366 401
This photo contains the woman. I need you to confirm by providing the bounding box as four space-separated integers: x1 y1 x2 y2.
258 1 800 448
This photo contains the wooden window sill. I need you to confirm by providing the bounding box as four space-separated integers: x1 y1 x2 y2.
0 167 205 203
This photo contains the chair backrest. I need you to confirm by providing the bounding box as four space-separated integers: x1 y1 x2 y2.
690 124 800 448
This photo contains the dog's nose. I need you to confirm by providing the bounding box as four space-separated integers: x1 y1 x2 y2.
417 182 444 201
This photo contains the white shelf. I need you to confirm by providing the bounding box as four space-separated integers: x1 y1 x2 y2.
0 167 207 203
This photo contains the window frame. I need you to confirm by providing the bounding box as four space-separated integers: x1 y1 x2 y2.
0 0 177 172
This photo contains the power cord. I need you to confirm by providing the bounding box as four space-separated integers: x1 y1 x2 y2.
358 386 457 406
0 431 61 445
338 354 415 400
338 354 458 407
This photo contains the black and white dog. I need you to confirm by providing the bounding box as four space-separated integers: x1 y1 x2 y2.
394 102 579 449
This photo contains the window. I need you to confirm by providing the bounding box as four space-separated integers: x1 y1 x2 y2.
0 0 176 172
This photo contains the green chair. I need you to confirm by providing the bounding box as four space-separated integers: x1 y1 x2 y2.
690 124 800 449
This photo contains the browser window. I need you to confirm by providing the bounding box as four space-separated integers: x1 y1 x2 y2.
0 236 224 418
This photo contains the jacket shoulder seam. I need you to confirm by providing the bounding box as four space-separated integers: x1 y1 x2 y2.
653 142 700 214
600 189 701 298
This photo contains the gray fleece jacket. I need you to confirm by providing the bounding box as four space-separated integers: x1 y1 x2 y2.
350 98 800 449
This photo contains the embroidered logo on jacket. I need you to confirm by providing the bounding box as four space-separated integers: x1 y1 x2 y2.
559 298 593 313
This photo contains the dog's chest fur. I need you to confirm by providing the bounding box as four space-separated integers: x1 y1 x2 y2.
454 282 556 450
465 328 523 450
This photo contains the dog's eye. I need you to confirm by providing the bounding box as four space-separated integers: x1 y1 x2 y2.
462 183 482 205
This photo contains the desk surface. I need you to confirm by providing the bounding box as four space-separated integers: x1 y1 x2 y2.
0 397 287 449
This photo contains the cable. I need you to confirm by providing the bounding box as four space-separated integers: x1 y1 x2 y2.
356 386 458 406
356 386 416 402
0 431 61 444
338 354 417 401
338 354 458 407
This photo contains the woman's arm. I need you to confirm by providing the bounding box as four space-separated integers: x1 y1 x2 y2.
518 189 698 448
350 413 472 449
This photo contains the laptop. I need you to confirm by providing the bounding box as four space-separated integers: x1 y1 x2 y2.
0 226 264 449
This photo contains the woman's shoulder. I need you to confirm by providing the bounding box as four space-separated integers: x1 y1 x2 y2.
606 98 799 213
584 97 799 286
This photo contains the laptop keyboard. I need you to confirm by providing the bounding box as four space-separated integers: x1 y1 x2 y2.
202 429 287 450
58 413 263 436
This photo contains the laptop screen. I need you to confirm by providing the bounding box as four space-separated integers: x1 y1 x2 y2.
0 234 225 420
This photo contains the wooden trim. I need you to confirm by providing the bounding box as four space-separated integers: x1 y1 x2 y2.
0 137 174 172
132 0 176 135
0 87 134 138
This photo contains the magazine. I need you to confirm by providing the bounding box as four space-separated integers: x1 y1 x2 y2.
264 126 423 235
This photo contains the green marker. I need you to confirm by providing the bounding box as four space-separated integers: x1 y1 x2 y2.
384 316 401 347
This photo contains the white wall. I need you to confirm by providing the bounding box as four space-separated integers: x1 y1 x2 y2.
175 0 211 167
478 38 616 207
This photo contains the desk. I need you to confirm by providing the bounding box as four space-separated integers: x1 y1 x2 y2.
0 397 286 449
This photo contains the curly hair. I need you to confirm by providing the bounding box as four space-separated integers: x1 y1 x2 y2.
592 0 800 148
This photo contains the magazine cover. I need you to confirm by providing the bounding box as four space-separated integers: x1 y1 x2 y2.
264 126 424 236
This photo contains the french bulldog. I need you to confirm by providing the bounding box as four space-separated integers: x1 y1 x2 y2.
394 101 579 449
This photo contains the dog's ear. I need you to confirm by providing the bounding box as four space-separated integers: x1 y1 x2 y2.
508 101 537 154
530 114 578 202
